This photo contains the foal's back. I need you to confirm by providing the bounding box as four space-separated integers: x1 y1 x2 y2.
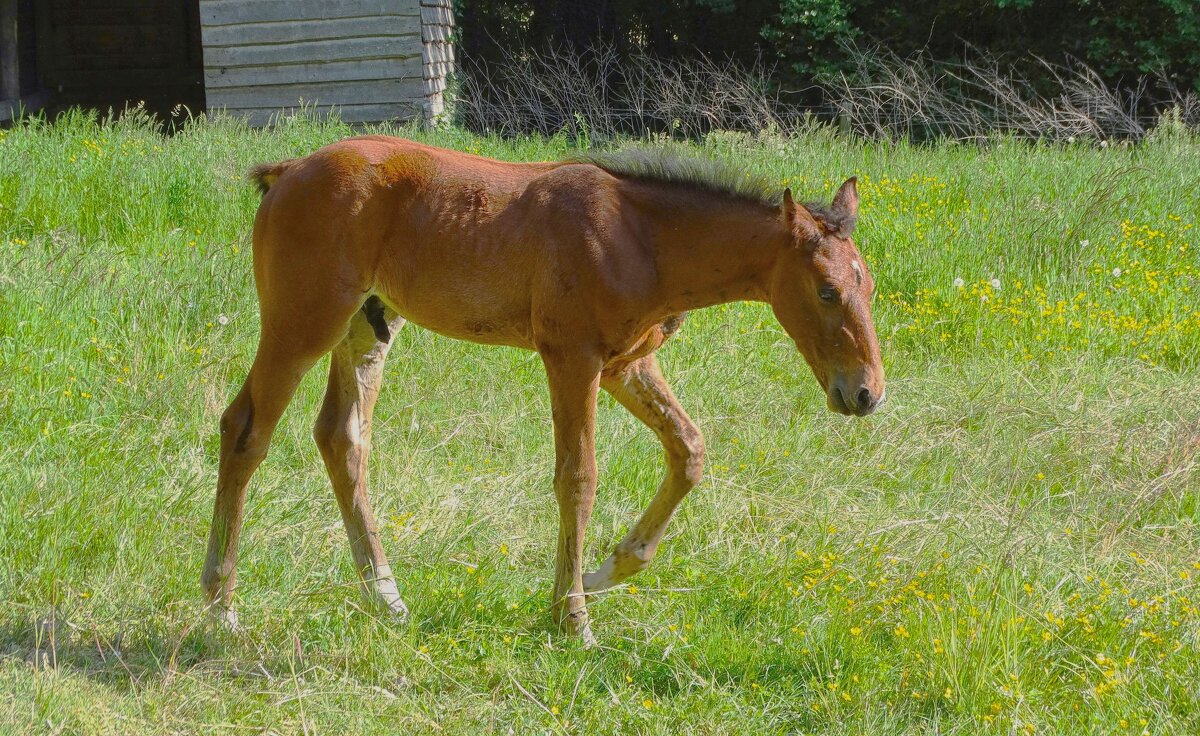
253 136 625 349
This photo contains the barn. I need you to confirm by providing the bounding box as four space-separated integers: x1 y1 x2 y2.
0 0 454 125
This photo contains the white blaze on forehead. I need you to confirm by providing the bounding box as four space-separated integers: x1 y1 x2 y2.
851 259 864 285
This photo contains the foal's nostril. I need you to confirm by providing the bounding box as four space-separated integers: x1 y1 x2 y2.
856 387 872 409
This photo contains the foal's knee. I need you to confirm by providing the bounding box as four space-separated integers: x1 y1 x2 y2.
669 426 705 487
312 412 363 465
219 396 267 461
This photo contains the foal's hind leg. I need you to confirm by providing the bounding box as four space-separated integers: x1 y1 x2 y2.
313 306 409 618
202 340 338 629
201 288 365 629
584 354 705 592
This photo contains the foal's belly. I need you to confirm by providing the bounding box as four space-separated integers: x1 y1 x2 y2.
407 309 536 349
377 279 537 350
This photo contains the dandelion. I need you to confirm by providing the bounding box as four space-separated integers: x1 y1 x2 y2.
990 278 1002 290
217 314 229 326
642 698 654 709
1113 267 1122 277
953 277 964 289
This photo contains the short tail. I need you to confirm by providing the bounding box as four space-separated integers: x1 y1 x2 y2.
247 158 299 195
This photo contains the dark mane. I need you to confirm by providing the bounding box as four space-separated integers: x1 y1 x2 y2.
572 146 784 208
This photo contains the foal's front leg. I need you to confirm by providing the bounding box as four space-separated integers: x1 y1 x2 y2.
540 350 603 644
585 354 705 592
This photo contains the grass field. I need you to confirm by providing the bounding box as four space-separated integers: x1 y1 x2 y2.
1 110 1198 735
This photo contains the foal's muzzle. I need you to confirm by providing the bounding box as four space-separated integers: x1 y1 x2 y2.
828 382 883 417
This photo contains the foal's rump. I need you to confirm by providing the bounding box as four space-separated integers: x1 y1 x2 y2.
243 148 396 358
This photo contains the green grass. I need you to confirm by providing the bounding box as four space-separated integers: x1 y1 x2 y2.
1 109 1198 735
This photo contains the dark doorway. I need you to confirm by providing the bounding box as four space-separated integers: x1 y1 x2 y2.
2 0 204 123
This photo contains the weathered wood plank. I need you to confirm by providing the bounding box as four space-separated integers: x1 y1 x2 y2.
419 5 452 23
206 77 425 108
421 24 452 43
203 35 421 68
200 0 419 27
1 91 51 122
223 101 422 126
0 0 19 102
202 15 416 47
205 58 421 88
422 44 453 64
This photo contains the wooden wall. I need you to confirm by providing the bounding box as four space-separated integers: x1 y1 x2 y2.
33 0 205 118
200 0 442 126
420 0 454 120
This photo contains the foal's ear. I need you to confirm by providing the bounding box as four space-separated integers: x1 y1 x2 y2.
832 177 859 221
782 187 821 245
809 177 859 238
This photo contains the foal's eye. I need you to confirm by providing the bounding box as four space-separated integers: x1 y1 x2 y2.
818 286 839 303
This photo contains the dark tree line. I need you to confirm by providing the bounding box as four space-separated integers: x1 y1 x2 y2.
455 0 1200 99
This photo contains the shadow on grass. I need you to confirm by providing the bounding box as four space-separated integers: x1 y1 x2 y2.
0 609 283 694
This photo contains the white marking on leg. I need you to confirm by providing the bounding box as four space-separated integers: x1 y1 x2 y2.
206 602 242 633
367 563 408 618
582 556 619 592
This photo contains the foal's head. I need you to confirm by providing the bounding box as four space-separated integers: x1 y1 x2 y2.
768 178 885 416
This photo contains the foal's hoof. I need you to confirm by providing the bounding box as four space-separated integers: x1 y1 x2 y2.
380 596 410 622
583 557 619 593
578 622 598 649
581 570 607 594
367 577 410 623
559 610 598 648
206 604 243 634
583 552 645 594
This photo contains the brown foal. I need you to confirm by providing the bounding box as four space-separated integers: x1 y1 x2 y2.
201 137 884 642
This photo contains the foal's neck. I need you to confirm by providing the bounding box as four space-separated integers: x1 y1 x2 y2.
639 190 787 314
